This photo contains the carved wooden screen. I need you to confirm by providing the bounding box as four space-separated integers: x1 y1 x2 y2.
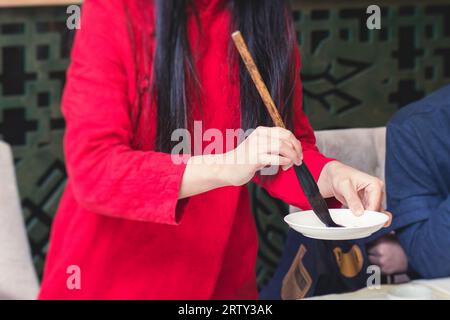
0 1 449 288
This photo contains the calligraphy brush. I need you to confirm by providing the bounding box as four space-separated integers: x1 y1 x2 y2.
232 31 342 228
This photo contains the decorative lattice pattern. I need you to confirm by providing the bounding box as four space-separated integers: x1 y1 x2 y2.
0 6 73 275
0 2 449 288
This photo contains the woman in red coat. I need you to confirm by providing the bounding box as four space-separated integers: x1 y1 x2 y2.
39 0 385 299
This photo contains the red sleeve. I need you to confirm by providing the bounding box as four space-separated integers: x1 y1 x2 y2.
254 46 340 210
62 0 189 225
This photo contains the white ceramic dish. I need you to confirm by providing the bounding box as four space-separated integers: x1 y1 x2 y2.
284 208 389 240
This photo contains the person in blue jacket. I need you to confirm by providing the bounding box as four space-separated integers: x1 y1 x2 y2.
260 85 449 299
386 84 450 279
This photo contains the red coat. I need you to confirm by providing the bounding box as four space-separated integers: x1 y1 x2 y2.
39 0 335 299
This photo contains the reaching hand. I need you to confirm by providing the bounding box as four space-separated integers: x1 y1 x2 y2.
367 233 408 275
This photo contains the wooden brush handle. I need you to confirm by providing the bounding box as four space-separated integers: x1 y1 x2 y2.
231 31 286 129
232 31 340 226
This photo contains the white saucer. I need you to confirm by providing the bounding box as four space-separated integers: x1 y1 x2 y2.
284 208 389 240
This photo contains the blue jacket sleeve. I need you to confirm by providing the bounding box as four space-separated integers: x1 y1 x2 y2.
396 197 450 278
386 122 450 278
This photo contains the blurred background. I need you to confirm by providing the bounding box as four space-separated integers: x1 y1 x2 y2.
0 0 449 289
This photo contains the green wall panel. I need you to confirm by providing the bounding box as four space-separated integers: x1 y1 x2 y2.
0 2 449 288
0 6 71 275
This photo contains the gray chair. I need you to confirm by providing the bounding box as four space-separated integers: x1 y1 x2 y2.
316 127 387 206
0 141 39 299
315 127 386 185
290 127 387 211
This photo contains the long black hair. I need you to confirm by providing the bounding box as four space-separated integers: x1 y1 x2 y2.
153 0 297 153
